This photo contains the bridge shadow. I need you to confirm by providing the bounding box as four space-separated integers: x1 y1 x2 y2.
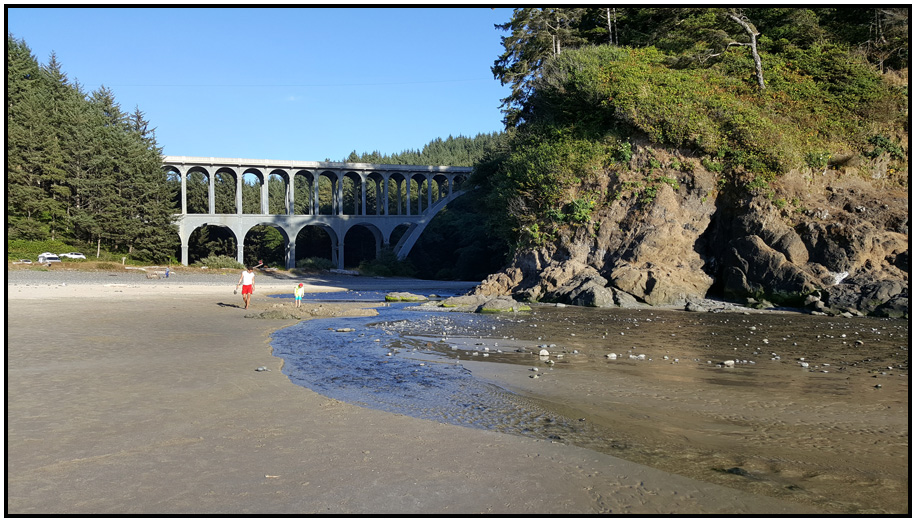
252 269 303 281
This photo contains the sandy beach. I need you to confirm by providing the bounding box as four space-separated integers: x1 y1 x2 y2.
7 269 826 514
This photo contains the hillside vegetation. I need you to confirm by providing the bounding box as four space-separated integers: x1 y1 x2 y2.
474 9 908 248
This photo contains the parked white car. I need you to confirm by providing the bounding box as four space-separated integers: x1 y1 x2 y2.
59 252 87 260
38 252 61 263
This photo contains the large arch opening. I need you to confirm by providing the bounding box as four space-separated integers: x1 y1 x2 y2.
188 225 237 264
243 224 287 268
390 223 411 249
295 225 334 267
406 191 509 281
343 224 380 269
186 168 210 214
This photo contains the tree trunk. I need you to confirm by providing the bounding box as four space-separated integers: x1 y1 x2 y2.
728 13 766 90
607 8 613 44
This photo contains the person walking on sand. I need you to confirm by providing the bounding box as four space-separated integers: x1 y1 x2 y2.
294 282 305 308
236 266 256 309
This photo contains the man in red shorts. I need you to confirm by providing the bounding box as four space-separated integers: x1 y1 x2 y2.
236 266 256 309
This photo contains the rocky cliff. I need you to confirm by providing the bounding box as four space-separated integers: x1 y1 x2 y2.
475 142 909 318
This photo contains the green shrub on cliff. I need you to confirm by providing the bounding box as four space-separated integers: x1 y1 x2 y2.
475 39 908 249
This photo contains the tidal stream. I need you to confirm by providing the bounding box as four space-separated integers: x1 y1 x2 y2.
271 295 909 514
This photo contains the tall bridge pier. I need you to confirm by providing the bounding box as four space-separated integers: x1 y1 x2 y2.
162 156 472 269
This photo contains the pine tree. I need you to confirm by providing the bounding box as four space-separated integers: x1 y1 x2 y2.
6 35 49 239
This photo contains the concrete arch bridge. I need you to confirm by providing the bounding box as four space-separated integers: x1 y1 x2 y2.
163 156 472 269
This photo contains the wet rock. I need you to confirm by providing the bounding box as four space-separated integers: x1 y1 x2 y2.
477 297 532 314
685 299 709 313
246 310 302 320
439 295 486 309
385 292 428 302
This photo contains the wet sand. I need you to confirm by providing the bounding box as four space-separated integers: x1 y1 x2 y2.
8 278 823 514
397 305 910 514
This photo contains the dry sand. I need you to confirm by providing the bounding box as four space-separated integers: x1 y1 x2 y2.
7 279 821 514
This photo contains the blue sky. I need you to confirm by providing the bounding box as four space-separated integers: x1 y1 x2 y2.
7 7 514 162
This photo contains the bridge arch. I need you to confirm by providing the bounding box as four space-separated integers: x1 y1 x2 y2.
213 167 238 214
268 168 292 215
343 222 383 268
185 166 212 214
293 222 339 268
241 222 290 267
292 169 316 215
187 223 238 264
366 171 385 215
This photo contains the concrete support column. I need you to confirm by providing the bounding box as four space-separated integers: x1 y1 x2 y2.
330 236 340 268
353 178 359 215
287 174 295 215
286 237 296 269
335 174 343 215
383 175 389 215
375 180 381 215
406 178 411 216
260 175 269 214
236 234 245 266
180 222 189 265
179 168 187 215
333 173 343 216
361 176 367 216
312 175 320 215
427 174 433 214
208 170 215 215
236 171 243 214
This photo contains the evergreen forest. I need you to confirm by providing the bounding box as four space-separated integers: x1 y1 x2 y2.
7 35 176 261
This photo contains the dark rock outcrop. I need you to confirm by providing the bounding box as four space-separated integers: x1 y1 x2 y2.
474 145 908 318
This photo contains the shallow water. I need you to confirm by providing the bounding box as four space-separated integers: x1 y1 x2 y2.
272 302 909 513
272 306 588 440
